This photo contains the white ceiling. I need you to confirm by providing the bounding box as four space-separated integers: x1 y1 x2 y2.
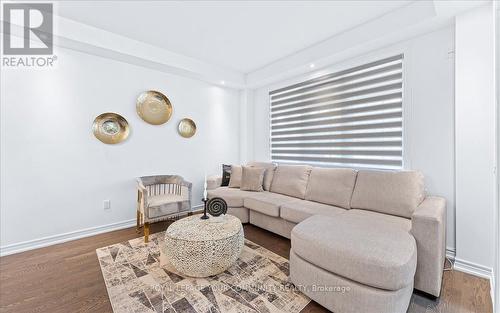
56 1 413 73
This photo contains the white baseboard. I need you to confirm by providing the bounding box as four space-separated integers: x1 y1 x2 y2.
0 219 135 257
0 205 204 257
446 247 456 260
446 247 493 279
453 257 493 280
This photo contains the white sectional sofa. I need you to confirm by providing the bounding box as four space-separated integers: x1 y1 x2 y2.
207 162 446 313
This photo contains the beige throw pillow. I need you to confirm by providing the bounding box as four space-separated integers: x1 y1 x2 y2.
228 165 242 188
240 166 265 192
247 161 277 191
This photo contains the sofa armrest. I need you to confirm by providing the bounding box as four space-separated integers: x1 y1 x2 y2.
410 196 446 296
207 175 222 190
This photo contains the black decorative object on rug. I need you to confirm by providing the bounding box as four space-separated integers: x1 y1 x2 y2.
201 198 209 220
207 197 228 217
221 164 231 186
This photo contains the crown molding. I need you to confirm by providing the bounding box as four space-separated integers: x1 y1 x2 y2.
1 13 246 89
244 0 490 89
1 1 490 89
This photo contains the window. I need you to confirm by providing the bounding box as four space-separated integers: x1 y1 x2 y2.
269 54 403 170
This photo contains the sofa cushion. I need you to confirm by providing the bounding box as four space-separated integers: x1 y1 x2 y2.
291 214 417 291
281 200 346 224
350 170 425 218
228 165 242 188
270 165 312 199
305 167 357 209
247 161 277 191
240 166 265 192
148 194 189 218
244 192 300 217
346 209 411 232
207 187 256 207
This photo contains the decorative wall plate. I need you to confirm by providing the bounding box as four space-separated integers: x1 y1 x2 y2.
93 112 130 144
178 118 196 138
136 90 172 125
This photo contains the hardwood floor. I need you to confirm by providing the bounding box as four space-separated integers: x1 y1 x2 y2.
0 221 493 313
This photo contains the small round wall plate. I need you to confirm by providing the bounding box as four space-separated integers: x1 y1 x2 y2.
178 118 196 138
136 90 172 125
92 112 130 144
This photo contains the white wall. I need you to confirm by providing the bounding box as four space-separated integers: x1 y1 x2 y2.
250 26 457 251
455 4 497 273
0 47 241 251
496 1 500 310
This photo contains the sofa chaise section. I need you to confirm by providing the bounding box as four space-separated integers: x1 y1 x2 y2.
349 170 446 297
290 214 417 313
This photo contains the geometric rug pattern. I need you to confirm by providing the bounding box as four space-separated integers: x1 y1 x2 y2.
96 231 310 313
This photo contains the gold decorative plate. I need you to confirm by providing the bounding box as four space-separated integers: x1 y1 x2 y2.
178 118 196 138
92 112 130 144
136 90 172 125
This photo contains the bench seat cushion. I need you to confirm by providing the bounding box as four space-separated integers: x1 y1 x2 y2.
207 187 257 207
148 194 189 218
281 200 346 223
291 214 417 291
244 192 300 217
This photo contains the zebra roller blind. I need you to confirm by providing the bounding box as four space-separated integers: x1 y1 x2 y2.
270 54 403 170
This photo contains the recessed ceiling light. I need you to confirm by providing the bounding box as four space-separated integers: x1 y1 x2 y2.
309 63 315 68
220 81 225 85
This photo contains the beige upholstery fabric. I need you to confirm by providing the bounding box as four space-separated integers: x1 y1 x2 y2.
207 187 256 207
240 166 265 192
345 209 411 232
137 175 192 224
291 214 417 290
244 192 300 217
270 165 312 199
148 200 190 219
305 167 357 209
411 196 446 297
351 170 426 218
228 165 242 188
206 176 222 190
290 250 414 313
227 207 249 224
280 200 346 224
247 162 276 191
148 194 186 207
249 210 296 239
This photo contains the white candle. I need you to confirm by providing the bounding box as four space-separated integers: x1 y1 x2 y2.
203 173 208 200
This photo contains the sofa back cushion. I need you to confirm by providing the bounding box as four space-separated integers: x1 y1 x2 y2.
305 167 357 209
270 165 312 199
350 170 425 218
240 166 265 192
247 161 276 191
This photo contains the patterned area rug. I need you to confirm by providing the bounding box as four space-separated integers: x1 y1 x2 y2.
96 232 310 313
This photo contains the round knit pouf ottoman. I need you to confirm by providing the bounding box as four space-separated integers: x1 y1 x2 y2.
161 214 244 277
